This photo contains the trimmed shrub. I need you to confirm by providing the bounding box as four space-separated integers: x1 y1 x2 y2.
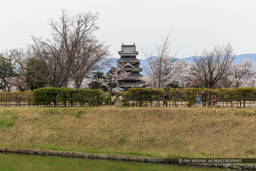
32 88 105 107
74 89 103 106
33 87 60 106
183 88 201 107
59 88 77 106
127 88 165 107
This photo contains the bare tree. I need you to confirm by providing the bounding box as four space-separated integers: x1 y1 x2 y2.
32 10 109 88
191 43 235 88
4 48 29 75
71 39 109 88
143 33 177 88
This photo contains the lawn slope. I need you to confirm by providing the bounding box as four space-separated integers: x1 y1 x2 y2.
0 107 255 158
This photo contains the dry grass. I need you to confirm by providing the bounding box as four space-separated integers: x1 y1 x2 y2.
0 107 256 158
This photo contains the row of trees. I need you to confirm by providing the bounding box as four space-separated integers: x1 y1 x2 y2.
0 11 110 91
1 10 255 92
143 34 256 89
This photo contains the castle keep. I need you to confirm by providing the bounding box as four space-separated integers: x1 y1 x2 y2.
117 44 144 90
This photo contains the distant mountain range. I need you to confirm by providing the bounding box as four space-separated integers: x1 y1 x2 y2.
182 54 256 64
106 54 256 76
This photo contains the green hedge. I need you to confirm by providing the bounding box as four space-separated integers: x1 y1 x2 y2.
121 88 165 107
32 87 106 106
0 87 254 107
0 88 107 107
119 87 256 107
74 89 106 106
33 87 60 105
0 91 33 106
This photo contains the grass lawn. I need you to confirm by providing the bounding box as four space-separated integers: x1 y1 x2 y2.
0 107 255 158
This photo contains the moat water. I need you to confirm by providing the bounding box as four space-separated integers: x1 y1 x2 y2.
0 153 227 171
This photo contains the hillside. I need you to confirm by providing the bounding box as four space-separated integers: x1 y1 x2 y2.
0 107 256 158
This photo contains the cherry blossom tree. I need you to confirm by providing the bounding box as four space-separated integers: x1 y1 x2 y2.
170 59 193 88
88 72 107 91
229 59 253 87
6 76 27 91
105 67 130 102
249 63 256 87
143 33 177 88
143 58 192 88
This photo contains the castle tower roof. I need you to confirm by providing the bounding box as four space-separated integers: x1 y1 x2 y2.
117 44 144 90
118 44 138 55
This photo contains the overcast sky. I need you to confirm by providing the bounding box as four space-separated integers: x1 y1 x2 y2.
1 0 256 58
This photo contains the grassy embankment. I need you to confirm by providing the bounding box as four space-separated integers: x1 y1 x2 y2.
0 107 255 158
